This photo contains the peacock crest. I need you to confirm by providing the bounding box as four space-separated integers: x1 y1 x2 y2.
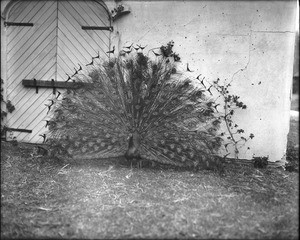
47 48 224 170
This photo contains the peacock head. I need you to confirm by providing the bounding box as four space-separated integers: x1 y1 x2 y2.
127 133 133 140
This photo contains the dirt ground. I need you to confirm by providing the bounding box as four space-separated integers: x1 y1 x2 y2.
1 137 298 239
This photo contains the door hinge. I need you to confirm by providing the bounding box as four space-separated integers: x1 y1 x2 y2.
4 22 34 27
81 26 113 31
5 127 32 133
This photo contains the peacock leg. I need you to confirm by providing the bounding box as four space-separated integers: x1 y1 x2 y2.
137 160 142 169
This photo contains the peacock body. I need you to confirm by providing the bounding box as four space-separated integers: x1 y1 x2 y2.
47 52 223 170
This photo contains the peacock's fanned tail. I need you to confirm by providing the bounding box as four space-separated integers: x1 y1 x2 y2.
47 53 223 169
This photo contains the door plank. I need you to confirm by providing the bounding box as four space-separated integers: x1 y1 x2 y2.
7 30 57 93
8 67 56 127
7 1 53 43
66 1 110 41
56 51 78 80
7 8 57 69
7 1 45 39
57 24 92 65
56 34 91 70
58 8 100 58
62 1 110 53
17 91 53 133
9 47 57 105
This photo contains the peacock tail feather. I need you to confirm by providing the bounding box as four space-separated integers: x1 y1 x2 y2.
47 52 223 170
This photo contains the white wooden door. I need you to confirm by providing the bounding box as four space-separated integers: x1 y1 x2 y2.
5 0 111 143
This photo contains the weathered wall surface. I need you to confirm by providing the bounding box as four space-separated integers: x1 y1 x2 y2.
111 0 297 161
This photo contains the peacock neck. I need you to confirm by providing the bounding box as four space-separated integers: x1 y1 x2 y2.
125 131 141 160
131 131 141 149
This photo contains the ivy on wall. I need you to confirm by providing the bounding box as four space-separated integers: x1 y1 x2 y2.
1 78 15 137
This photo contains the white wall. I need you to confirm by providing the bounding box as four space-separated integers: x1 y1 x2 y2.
111 0 297 161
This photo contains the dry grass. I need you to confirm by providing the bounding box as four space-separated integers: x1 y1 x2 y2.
291 94 299 111
1 136 298 239
287 109 299 171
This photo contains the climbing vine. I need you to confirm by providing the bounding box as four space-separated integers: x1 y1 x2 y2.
1 78 15 136
111 1 130 21
211 80 254 159
159 40 181 61
157 41 255 160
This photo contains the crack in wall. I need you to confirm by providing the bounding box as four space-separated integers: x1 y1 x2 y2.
229 28 294 84
228 14 255 85
229 30 253 84
217 33 249 37
252 30 295 34
136 22 161 43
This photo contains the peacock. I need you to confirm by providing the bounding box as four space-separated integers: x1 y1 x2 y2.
47 49 224 170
